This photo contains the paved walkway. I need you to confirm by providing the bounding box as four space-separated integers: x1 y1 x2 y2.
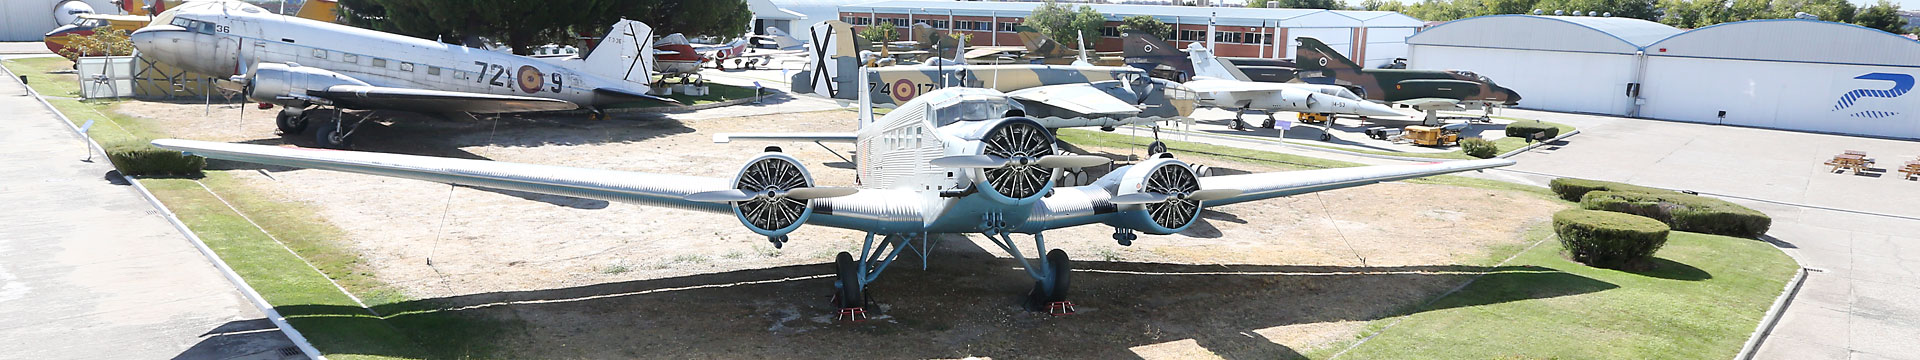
0 42 51 55
0 66 298 359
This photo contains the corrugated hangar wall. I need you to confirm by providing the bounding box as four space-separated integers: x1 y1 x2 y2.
1406 15 1680 116
1638 20 1920 139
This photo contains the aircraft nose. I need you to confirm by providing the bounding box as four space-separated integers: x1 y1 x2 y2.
129 25 187 62
1357 100 1403 117
1500 87 1522 105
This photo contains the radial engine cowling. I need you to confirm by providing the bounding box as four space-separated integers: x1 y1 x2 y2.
239 63 369 107
1106 158 1213 235
955 118 1058 205
726 153 822 237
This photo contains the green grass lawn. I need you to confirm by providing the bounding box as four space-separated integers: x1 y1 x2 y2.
606 78 764 108
1154 119 1575 160
1318 232 1798 359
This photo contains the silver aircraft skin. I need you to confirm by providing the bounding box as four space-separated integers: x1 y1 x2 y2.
128 1 675 147
1179 42 1402 129
151 70 1515 312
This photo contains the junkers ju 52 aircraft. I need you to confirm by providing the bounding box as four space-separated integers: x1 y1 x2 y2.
129 1 678 148
152 69 1515 315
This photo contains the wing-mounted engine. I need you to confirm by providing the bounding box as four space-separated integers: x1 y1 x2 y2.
931 118 1108 206
235 62 369 107
1106 158 1241 235
685 151 856 240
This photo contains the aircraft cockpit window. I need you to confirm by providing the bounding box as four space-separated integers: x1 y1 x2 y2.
933 98 1008 127
200 22 216 34
1478 75 1493 84
169 18 193 28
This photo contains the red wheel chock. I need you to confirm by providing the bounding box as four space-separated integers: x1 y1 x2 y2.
837 307 868 322
1047 301 1076 316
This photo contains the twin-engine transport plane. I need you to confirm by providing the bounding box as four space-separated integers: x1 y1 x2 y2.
152 80 1514 314
129 1 679 149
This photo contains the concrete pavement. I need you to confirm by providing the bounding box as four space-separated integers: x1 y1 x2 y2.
0 64 299 358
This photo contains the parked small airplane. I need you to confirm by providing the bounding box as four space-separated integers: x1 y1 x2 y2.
151 77 1515 314
129 1 677 148
1122 31 1399 134
45 0 339 60
653 34 753 83
1291 37 1522 125
791 21 1193 128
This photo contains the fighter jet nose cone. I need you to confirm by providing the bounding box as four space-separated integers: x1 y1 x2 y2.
1360 102 1402 117
1500 88 1522 105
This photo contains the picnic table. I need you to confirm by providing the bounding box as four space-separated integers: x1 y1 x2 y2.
1902 160 1920 180
1826 153 1874 174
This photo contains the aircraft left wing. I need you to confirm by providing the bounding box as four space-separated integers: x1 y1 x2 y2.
1395 98 1464 112
714 132 858 143
1006 83 1143 117
316 85 580 113
1197 159 1514 207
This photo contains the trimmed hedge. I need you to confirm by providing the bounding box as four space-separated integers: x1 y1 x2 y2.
1580 190 1772 238
105 140 205 176
1554 209 1670 269
1548 177 1672 202
1460 137 1497 158
1504 121 1561 140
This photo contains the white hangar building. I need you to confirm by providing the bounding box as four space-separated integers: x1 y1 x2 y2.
1637 20 1920 139
1408 15 1920 140
1405 15 1681 116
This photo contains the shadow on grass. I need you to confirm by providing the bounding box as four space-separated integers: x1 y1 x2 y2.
1623 257 1713 281
238 235 1616 359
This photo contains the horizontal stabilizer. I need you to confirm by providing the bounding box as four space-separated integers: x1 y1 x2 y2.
594 87 681 106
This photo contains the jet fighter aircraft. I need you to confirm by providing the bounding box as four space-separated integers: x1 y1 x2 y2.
791 21 1191 129
1293 37 1523 125
129 1 678 149
1122 31 1400 133
151 73 1514 314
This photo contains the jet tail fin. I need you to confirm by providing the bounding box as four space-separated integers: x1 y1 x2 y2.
1294 37 1360 71
580 19 658 86
791 20 859 99
1185 42 1250 81
1122 30 1194 78
1014 25 1072 59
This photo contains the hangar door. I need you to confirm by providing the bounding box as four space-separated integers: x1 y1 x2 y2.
1640 57 1920 139
1362 27 1416 68
1286 28 1352 61
1411 46 1638 115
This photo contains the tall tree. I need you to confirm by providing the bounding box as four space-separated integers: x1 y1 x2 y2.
1119 15 1172 39
1023 0 1107 49
1852 0 1908 34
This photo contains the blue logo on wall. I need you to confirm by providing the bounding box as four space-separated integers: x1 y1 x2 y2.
1832 73 1912 119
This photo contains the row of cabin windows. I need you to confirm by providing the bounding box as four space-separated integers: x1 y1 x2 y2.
883 127 924 151
308 48 451 78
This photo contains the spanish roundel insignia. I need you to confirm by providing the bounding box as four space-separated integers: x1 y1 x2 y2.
517 65 543 94
892 79 917 102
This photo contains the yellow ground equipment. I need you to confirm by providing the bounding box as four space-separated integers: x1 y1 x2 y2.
1297 112 1332 124
1402 123 1469 147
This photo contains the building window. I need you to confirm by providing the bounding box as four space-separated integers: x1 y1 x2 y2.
371 58 388 68
428 66 441 76
1100 26 1119 38
311 49 326 59
1178 29 1204 41
843 16 871 25
998 22 1019 32
883 18 908 27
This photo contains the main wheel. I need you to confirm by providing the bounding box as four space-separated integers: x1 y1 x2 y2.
1029 249 1072 308
834 252 865 309
313 119 352 149
275 111 308 134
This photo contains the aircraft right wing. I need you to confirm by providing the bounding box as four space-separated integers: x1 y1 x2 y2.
1198 159 1514 207
714 132 857 143
1005 83 1143 117
1177 79 1301 94
315 85 580 113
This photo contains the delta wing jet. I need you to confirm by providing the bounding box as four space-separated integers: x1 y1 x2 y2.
790 21 1193 129
129 1 678 148
1289 38 1522 125
152 74 1514 315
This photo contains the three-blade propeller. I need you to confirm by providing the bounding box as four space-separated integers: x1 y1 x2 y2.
1109 188 1241 205
683 187 859 203
929 154 1110 169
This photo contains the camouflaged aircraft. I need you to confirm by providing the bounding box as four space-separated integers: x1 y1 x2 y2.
790 21 1194 129
1292 37 1522 125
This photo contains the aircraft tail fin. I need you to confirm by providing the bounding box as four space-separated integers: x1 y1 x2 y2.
1014 25 1071 59
580 19 658 86
1185 42 1249 81
1294 37 1360 71
909 23 938 50
1122 30 1194 78
293 0 339 23
792 20 860 99
766 27 805 50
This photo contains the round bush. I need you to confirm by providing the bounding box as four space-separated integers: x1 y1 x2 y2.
1580 190 1772 238
1554 209 1670 269
1460 137 1497 158
1548 177 1672 202
106 140 205 176
1504 121 1561 140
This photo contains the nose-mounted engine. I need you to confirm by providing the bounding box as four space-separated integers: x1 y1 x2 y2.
684 151 857 241
233 62 369 107
1107 158 1241 234
931 118 1109 205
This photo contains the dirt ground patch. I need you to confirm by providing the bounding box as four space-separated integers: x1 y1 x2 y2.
121 98 1566 358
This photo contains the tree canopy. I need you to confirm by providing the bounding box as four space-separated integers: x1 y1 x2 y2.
337 0 752 55
1024 0 1107 49
1119 15 1173 39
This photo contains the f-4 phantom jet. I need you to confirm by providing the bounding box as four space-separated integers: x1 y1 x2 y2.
129 1 678 148
151 72 1514 314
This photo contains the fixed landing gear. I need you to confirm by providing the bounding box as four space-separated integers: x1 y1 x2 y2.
311 107 367 149
275 107 309 134
833 252 866 310
984 232 1075 314
1230 108 1252 131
